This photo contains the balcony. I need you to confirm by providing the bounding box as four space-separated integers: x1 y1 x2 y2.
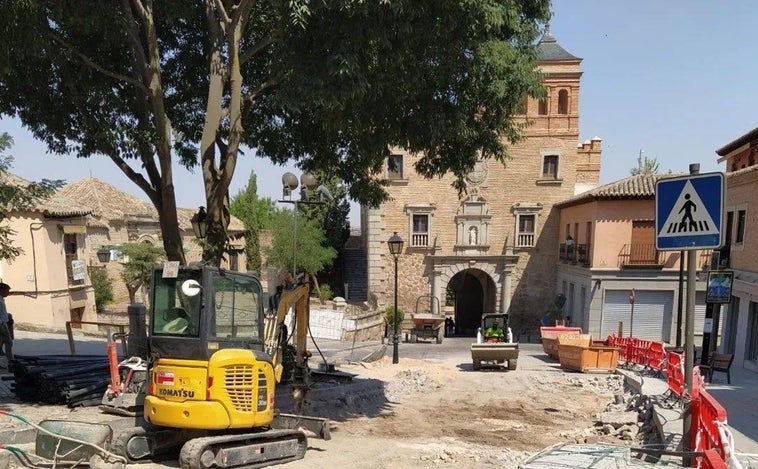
618 244 667 268
411 232 429 248
559 243 589 265
517 233 535 248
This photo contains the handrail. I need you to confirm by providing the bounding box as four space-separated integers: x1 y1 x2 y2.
66 321 127 355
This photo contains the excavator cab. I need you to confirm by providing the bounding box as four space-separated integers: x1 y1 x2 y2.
150 265 264 359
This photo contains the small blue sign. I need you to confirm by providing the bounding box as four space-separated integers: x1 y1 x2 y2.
655 172 724 250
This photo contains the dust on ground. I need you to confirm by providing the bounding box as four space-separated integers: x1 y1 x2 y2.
283 354 645 469
2 349 651 469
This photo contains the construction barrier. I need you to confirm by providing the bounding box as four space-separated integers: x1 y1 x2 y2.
692 387 737 468
607 335 668 375
702 449 729 469
667 350 685 399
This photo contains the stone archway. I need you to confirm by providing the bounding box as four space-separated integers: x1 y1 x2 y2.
447 268 497 336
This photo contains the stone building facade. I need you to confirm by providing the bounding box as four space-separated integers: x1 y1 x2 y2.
715 127 758 374
361 32 602 335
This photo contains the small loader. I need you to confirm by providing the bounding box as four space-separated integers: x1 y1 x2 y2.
470 313 519 371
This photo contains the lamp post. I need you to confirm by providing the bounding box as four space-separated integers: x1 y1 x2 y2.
387 231 404 364
191 206 208 239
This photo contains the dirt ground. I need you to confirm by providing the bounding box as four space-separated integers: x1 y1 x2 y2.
1 347 646 469
283 353 635 469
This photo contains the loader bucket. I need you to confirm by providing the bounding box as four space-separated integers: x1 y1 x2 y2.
35 420 112 462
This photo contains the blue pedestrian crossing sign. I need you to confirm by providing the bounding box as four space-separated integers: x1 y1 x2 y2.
655 172 724 250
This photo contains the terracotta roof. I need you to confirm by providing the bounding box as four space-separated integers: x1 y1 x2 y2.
556 173 685 208
60 177 244 232
0 171 91 217
60 177 154 219
716 127 758 156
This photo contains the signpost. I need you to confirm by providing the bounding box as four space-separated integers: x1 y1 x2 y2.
655 166 725 466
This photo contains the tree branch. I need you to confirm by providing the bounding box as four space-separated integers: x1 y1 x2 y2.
213 0 232 25
239 35 274 66
48 34 147 93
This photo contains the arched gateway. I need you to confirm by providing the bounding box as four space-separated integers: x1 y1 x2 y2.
429 256 517 337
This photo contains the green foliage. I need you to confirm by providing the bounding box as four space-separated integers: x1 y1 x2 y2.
117 243 166 303
630 156 660 176
264 208 336 277
445 287 455 307
384 306 404 329
230 172 263 273
0 0 550 264
318 284 334 302
0 132 64 261
89 267 114 311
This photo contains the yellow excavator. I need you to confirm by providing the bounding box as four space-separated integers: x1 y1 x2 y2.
101 264 330 468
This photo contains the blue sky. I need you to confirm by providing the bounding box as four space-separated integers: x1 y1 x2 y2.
2 1 756 226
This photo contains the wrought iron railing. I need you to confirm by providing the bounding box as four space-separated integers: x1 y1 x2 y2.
618 244 666 267
577 244 589 265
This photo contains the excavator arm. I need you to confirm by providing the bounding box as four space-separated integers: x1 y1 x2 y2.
264 277 313 412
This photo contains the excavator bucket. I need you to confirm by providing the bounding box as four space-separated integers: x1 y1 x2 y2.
35 420 112 462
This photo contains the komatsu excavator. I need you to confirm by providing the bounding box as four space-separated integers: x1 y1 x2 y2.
96 264 330 468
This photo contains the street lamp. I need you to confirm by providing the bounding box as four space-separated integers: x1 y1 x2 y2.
278 173 333 277
191 206 207 239
387 231 404 364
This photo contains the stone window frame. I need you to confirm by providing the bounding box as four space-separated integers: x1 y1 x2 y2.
537 149 563 185
513 203 543 249
405 204 436 249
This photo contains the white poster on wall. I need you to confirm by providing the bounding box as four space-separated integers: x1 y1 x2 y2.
71 260 86 281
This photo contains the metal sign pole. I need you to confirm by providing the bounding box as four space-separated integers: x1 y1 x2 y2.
682 163 699 467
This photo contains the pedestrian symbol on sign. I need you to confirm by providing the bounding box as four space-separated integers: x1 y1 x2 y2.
659 180 719 238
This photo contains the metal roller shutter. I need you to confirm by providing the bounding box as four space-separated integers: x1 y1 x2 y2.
694 291 724 338
601 291 631 339
602 290 673 341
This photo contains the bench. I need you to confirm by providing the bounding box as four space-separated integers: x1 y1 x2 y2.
700 353 734 384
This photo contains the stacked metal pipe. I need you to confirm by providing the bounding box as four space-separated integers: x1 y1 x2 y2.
10 355 112 407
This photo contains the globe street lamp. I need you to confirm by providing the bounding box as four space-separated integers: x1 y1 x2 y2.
387 231 404 364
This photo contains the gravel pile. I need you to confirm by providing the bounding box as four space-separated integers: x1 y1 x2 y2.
385 368 441 401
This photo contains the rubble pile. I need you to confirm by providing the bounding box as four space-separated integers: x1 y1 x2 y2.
385 368 441 401
589 384 660 445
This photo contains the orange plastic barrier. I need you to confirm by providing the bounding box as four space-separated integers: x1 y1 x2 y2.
701 449 729 469
607 335 667 374
667 350 685 399
692 388 733 466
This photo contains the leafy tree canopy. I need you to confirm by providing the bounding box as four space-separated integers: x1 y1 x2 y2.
116 242 166 304
0 0 550 265
264 208 336 278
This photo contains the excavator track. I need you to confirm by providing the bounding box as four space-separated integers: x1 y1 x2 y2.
180 429 308 469
109 425 201 463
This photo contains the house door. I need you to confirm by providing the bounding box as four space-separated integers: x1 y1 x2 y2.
630 221 656 264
